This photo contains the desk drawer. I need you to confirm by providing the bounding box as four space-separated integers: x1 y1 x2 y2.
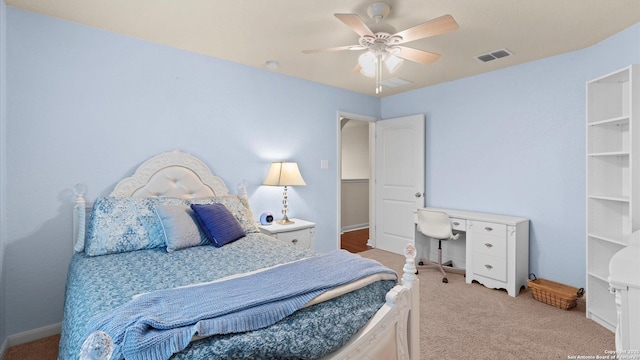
472 253 507 282
469 221 506 235
472 232 507 258
469 220 507 258
450 218 466 231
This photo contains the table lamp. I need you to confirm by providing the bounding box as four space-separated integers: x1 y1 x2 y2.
263 161 306 225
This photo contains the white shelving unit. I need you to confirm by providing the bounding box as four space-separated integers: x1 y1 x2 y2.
586 64 639 331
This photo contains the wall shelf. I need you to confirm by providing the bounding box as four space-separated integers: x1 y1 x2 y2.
586 64 639 331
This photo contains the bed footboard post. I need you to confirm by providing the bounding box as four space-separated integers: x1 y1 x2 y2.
72 183 87 252
403 244 420 360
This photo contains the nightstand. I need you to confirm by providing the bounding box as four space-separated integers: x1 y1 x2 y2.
258 219 315 249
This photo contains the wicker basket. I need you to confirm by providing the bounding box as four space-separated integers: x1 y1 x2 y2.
527 274 584 310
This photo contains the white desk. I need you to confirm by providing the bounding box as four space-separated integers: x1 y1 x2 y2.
415 208 530 297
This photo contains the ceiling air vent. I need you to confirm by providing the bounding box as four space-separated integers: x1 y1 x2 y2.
475 48 513 63
381 78 413 88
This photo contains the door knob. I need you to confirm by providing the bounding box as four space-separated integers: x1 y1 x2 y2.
415 192 422 198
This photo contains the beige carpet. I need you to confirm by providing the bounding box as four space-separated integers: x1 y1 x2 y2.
359 248 615 360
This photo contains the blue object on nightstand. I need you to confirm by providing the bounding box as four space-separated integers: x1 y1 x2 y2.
260 212 274 225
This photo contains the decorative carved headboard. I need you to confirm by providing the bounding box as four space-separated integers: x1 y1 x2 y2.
110 150 229 198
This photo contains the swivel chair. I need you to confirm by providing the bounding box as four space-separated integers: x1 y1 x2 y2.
416 209 465 283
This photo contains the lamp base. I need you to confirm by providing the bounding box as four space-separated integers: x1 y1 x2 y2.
277 218 295 225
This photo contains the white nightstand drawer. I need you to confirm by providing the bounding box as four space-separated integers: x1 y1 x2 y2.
472 253 507 282
274 228 312 248
258 219 316 250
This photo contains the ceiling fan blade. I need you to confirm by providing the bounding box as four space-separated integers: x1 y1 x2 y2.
394 14 459 44
303 45 365 54
335 13 375 37
396 46 441 64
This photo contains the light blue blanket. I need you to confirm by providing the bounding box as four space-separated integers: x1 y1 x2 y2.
82 250 396 360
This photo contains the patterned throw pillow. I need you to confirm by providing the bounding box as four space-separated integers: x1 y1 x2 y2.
85 197 186 256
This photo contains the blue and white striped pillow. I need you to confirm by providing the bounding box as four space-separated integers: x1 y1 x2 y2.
155 205 210 252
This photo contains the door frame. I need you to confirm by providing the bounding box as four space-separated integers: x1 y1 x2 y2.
336 111 378 250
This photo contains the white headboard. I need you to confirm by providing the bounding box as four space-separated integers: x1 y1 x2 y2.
110 149 229 198
73 149 238 251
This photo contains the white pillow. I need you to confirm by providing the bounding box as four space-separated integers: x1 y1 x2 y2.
155 205 209 252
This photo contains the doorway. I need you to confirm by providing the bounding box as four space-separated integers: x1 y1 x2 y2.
337 112 426 255
337 112 376 252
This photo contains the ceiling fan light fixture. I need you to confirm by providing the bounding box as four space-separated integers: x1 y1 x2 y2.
358 51 377 78
383 54 403 74
358 51 403 77
302 4 459 95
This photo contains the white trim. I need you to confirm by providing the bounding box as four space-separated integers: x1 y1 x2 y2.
341 223 369 233
336 111 378 251
0 0 8 352
368 120 377 248
0 337 8 360
6 323 61 347
340 178 369 183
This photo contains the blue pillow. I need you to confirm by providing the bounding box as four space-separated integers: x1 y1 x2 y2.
190 203 246 247
188 195 260 234
155 205 209 252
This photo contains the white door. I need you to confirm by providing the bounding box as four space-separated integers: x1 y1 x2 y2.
374 114 425 254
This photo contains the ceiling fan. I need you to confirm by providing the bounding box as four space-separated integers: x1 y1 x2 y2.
303 3 459 94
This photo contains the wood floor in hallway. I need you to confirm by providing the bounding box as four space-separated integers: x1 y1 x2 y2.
340 228 370 253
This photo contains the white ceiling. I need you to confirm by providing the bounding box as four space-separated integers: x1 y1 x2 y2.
6 0 640 97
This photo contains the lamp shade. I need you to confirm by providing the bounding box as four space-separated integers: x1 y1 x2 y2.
383 54 403 74
263 162 306 186
358 51 377 78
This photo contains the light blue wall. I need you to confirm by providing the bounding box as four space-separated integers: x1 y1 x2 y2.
3 8 378 336
0 0 7 350
382 23 640 288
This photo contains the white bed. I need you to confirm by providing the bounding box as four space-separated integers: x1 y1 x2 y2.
62 149 419 360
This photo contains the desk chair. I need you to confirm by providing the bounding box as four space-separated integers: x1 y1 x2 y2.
416 209 466 283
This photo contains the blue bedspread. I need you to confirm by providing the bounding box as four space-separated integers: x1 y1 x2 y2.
83 250 396 360
59 233 396 360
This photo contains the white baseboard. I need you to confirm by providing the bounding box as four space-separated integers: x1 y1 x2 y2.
341 223 369 233
0 337 8 360
7 323 61 347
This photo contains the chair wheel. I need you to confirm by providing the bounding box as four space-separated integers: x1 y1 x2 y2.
442 278 448 283
418 261 424 266
415 270 419 275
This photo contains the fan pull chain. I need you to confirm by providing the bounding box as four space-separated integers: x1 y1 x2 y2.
376 53 382 94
